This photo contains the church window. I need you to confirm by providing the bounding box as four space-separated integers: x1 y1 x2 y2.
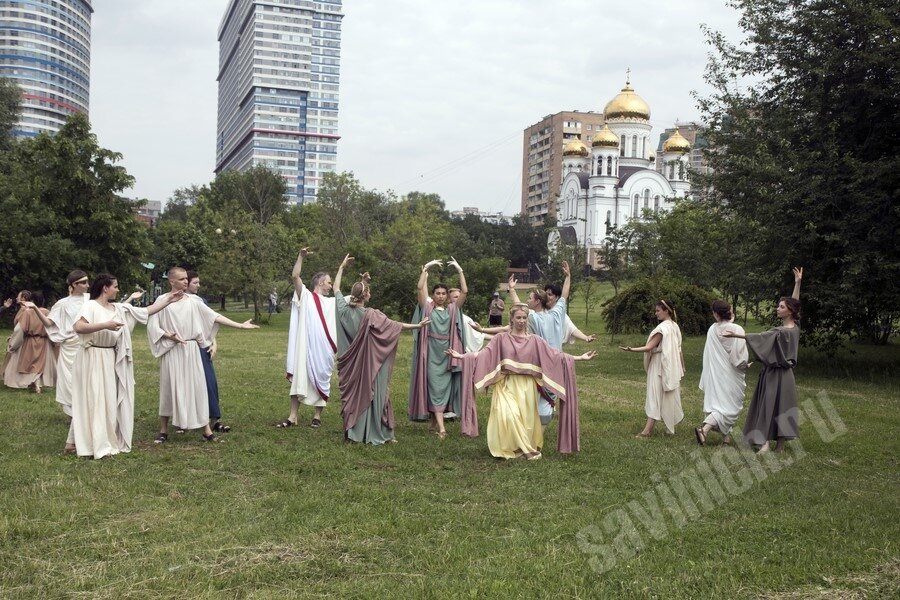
654 195 660 212
597 156 602 175
606 156 612 176
632 135 638 157
669 162 675 179
620 136 626 157
632 194 639 218
606 210 611 225
643 189 650 210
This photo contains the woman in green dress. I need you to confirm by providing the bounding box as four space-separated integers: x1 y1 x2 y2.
333 255 429 444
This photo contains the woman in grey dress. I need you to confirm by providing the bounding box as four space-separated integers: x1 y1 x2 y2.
722 267 802 453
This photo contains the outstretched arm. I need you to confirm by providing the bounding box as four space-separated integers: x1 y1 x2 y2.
400 317 431 331
791 267 803 300
215 315 260 330
471 321 508 335
567 350 597 361
292 247 311 296
20 301 54 328
448 256 468 307
561 261 572 301
334 254 353 296
620 333 662 353
146 291 184 316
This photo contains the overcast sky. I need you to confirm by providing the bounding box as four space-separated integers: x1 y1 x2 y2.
89 0 744 214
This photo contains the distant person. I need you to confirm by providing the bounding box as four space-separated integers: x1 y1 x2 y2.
268 289 278 316
488 292 504 326
2 290 56 394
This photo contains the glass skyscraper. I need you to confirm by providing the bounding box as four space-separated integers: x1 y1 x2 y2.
0 0 93 137
216 0 342 204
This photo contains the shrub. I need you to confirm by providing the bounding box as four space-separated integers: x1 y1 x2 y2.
603 277 716 336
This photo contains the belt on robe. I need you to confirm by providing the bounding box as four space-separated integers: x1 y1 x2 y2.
87 344 116 349
24 333 47 338
428 332 451 341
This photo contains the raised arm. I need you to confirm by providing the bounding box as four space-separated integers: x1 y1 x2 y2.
418 260 441 307
507 275 521 305
334 254 353 296
791 267 803 300
448 256 468 307
21 301 54 328
146 291 183 316
292 247 312 296
561 260 572 301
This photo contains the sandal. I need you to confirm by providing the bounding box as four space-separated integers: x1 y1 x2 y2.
63 444 77 455
694 427 706 446
435 431 448 440
310 418 321 429
275 419 296 428
722 435 732 446
634 432 651 439
212 421 231 433
201 433 220 442
154 432 168 444
175 428 185 434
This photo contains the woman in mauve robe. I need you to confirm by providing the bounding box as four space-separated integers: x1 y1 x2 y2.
722 267 804 453
449 304 596 460
2 291 57 393
332 255 429 445
620 300 684 437
696 300 749 446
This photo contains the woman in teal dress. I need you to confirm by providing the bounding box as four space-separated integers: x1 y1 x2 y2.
333 255 428 444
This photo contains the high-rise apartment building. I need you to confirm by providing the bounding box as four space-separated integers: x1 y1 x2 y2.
521 110 606 225
216 0 343 204
0 0 93 137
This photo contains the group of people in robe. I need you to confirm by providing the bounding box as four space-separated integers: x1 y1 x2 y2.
3 249 804 460
619 266 803 454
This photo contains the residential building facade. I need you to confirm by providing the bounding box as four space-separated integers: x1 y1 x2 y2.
216 0 342 204
0 0 93 137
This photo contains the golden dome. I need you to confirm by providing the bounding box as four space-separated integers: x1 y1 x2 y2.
604 81 651 120
663 128 692 153
562 138 589 157
591 124 619 148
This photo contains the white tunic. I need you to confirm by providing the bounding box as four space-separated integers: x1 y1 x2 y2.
44 293 87 416
71 300 147 459
643 319 684 434
286 287 336 407
147 294 220 430
699 321 748 434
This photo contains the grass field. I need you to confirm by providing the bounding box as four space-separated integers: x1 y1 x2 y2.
1 298 898 599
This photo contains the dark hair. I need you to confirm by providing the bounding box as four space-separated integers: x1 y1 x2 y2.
167 266 186 280
656 299 678 321
66 270 88 287
17 290 32 302
544 283 562 298
350 281 369 303
186 270 199 283
311 272 329 289
711 299 732 321
779 296 801 320
90 273 117 300
30 291 45 308
432 283 448 294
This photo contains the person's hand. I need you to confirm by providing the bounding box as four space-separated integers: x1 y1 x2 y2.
469 321 483 332
105 320 125 332
585 334 596 342
448 256 462 273
423 259 442 271
507 275 517 290
562 261 571 277
240 320 260 329
20 300 37 310
166 290 185 303
793 266 803 283
444 348 463 359
359 271 372 283
579 351 597 361
209 340 218 360
340 254 354 268
3 298 13 308
300 247 312 257
127 290 144 303
417 317 431 329
619 346 632 352
720 331 736 338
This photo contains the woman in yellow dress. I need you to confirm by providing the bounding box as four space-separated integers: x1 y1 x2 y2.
449 304 595 460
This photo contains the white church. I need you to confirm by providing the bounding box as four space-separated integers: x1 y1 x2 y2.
549 77 693 267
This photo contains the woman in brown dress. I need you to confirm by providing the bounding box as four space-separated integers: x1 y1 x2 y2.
722 267 802 453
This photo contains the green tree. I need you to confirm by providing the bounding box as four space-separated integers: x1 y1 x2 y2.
698 0 900 345
0 77 21 152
